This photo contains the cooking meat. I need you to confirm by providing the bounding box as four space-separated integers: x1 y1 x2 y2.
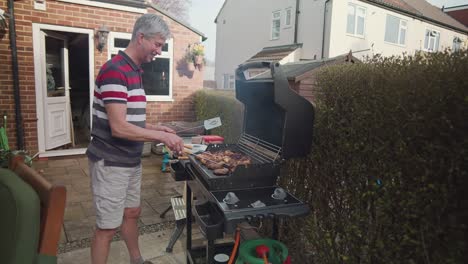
207 162 225 170
213 168 229 175
195 149 251 175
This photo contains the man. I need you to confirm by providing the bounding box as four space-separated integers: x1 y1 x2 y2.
86 14 184 264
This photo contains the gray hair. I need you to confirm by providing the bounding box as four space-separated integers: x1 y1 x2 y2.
131 14 171 41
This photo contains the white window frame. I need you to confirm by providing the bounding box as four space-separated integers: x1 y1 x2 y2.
223 74 235 90
424 29 440 52
452 36 462 52
34 0 46 11
229 74 235 89
271 10 281 40
108 32 174 102
384 14 407 46
346 3 366 38
284 7 292 28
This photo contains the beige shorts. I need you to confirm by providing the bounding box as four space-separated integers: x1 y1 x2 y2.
89 159 142 229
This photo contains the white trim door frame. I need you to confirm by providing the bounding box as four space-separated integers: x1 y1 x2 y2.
33 23 95 157
42 30 72 150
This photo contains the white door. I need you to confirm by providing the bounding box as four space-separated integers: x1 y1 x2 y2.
41 30 72 150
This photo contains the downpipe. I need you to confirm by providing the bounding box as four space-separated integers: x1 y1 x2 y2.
321 0 331 59
8 0 24 150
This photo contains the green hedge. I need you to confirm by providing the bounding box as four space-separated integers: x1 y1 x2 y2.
279 50 468 263
193 89 243 143
193 51 467 263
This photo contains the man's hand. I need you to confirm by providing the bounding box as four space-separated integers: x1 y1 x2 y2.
162 132 184 154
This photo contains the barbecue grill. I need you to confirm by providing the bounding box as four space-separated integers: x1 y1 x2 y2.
175 61 315 264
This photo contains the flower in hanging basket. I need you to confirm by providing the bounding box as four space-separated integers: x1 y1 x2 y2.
184 43 205 71
191 43 204 57
189 43 205 66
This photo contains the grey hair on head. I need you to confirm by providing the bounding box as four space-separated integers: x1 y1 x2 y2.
131 14 171 41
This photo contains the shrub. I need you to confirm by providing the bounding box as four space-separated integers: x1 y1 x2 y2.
279 50 468 263
193 89 244 143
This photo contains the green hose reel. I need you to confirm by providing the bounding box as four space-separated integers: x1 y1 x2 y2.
235 239 289 264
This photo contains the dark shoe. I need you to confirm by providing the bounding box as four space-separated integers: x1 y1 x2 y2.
142 261 153 264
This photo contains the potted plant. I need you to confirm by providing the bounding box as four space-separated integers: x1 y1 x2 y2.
184 52 195 72
191 43 205 66
184 43 205 71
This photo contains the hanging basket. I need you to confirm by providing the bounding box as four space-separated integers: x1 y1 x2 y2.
194 55 203 65
187 62 195 72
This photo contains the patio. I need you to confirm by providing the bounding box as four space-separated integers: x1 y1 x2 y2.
33 154 207 263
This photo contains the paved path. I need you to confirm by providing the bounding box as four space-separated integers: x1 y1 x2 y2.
58 230 186 264
32 154 208 263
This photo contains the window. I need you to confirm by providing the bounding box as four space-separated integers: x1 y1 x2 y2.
285 7 292 28
223 74 234 89
453 36 462 52
108 32 173 101
346 3 366 37
271 11 281 40
384 15 407 45
424 29 440 52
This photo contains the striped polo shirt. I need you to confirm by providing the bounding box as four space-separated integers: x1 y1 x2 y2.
86 50 147 167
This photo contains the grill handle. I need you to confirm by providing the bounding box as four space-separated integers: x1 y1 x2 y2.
236 61 276 81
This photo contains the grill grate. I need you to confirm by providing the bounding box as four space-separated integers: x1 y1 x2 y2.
237 133 281 164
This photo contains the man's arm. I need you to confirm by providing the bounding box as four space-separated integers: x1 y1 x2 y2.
146 123 176 134
105 103 183 152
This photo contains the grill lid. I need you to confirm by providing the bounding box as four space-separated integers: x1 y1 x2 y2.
235 61 314 159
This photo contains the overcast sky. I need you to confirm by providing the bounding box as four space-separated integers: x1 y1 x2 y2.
427 0 468 8
188 0 468 62
188 0 224 62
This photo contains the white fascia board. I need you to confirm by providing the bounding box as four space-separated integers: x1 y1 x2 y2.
57 0 147 14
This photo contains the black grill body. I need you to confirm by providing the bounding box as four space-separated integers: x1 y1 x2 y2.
236 61 314 159
181 62 315 263
188 144 279 191
188 61 315 193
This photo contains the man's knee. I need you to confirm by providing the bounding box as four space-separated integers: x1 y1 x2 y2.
94 227 118 241
124 207 141 219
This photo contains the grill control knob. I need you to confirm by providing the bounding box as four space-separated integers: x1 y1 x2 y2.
245 215 253 222
256 214 265 221
267 213 276 219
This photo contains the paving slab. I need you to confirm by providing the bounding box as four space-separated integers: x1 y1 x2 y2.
58 230 186 264
32 154 185 248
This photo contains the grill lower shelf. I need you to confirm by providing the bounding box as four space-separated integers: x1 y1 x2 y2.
185 161 310 235
212 186 310 234
191 185 310 235
212 186 301 210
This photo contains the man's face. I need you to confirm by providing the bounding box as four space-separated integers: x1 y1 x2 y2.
140 33 166 63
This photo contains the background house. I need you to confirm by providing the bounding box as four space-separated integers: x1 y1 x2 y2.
0 0 205 157
214 0 468 90
443 4 468 27
248 52 359 104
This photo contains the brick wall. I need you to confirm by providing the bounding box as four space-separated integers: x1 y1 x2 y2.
0 0 203 152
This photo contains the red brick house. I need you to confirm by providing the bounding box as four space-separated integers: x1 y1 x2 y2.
0 0 205 157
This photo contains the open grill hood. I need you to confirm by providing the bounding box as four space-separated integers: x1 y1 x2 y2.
235 61 315 159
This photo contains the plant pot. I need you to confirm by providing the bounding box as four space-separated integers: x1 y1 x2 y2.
187 62 195 72
194 55 204 65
